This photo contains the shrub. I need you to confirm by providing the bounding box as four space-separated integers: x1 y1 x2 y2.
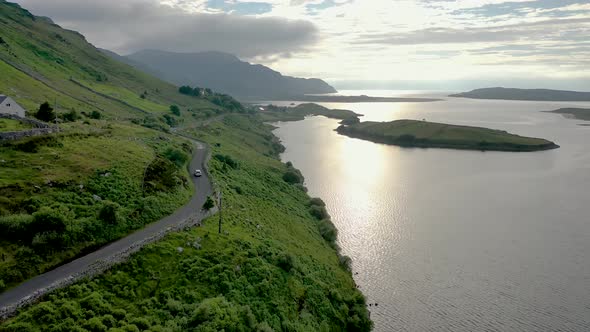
214 154 239 169
31 206 70 234
309 205 329 220
202 196 215 210
170 105 180 116
164 148 188 168
90 111 102 120
277 253 295 272
144 157 179 192
309 197 326 207
282 170 303 184
162 114 178 127
62 110 80 122
98 201 120 225
318 219 338 244
35 102 55 122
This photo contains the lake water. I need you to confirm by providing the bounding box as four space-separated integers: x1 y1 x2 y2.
270 91 590 331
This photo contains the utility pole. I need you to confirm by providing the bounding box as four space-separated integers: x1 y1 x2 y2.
218 191 223 234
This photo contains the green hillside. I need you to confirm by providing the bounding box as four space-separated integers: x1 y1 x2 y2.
0 1 370 330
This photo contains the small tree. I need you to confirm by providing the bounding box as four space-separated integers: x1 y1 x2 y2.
170 105 180 116
202 196 215 210
90 110 102 119
35 102 55 122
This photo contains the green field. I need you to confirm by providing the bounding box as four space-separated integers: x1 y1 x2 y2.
337 119 558 152
0 118 31 132
0 114 371 331
0 1 233 289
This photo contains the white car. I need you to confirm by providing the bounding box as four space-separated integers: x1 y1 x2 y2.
194 169 202 177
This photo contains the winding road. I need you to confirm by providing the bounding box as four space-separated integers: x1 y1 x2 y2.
0 140 213 318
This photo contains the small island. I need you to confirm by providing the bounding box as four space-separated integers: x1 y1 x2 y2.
336 120 559 152
258 103 362 124
545 108 590 121
450 87 590 101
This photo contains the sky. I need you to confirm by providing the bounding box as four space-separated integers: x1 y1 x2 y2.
12 0 590 90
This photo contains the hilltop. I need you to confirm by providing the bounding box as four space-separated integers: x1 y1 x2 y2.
104 49 337 100
450 87 590 101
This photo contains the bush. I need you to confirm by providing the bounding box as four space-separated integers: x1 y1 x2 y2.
31 206 70 234
89 111 102 120
318 219 338 245
214 154 239 169
98 201 120 225
309 197 326 207
164 148 188 168
282 170 303 184
62 110 80 122
144 157 179 192
202 196 215 210
170 105 180 116
35 102 55 122
162 114 178 127
309 205 329 220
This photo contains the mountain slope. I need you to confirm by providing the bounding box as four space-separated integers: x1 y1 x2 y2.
0 1 218 118
0 2 371 329
118 49 337 99
450 87 590 101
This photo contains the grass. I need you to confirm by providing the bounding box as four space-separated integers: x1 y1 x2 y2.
0 118 31 132
337 119 559 152
1 114 372 331
0 2 371 329
0 121 194 289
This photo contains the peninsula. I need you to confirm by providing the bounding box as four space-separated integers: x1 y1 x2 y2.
259 103 362 124
450 87 590 101
336 120 559 152
545 108 590 121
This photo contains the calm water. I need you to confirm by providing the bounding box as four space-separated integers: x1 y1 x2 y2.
271 91 590 331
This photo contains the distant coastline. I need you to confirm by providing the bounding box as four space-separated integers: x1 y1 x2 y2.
262 94 442 103
451 87 590 101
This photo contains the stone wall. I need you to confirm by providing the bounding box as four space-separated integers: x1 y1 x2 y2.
0 114 58 140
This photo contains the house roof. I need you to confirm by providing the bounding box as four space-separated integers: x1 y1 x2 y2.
0 95 7 104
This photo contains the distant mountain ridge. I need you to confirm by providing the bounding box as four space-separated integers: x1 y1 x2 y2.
102 49 337 99
450 87 590 101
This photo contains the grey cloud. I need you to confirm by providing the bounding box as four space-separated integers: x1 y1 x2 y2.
13 0 318 57
354 18 590 45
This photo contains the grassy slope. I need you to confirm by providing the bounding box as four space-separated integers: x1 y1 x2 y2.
0 118 31 131
546 108 590 121
0 1 224 289
1 114 372 332
337 119 558 152
0 1 371 329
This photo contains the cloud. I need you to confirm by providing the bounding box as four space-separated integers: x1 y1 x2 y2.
354 17 590 45
13 0 318 57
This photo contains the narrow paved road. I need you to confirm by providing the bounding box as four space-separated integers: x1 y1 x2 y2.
0 140 213 315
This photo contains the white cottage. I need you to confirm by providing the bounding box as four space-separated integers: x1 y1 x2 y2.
0 95 26 117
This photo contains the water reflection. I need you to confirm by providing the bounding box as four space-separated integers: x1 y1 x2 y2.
272 96 590 331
